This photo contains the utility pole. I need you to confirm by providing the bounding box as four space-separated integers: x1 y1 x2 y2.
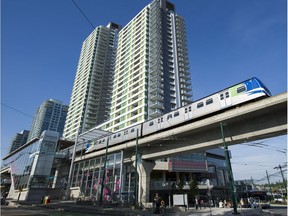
220 122 238 215
100 138 109 205
274 164 287 195
266 170 272 198
66 128 80 200
134 129 139 206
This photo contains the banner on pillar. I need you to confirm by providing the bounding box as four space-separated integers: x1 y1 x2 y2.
168 153 207 172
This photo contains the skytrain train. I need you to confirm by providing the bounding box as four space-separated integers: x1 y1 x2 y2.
86 77 271 153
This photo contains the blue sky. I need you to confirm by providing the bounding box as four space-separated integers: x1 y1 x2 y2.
1 0 287 182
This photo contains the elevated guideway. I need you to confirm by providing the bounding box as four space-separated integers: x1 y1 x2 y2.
79 92 287 162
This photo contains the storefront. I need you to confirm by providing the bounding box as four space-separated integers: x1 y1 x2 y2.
70 152 124 203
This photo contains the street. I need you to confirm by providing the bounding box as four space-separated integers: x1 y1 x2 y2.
262 204 287 215
1 203 287 216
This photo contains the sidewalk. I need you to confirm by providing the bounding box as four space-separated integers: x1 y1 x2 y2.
36 201 270 216
183 207 268 216
7 200 270 216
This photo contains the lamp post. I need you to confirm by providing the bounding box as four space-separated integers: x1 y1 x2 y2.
206 179 212 216
66 128 80 200
266 170 272 198
99 138 109 205
134 129 139 206
220 122 238 214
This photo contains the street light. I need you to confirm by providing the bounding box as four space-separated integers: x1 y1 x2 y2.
220 122 238 215
100 138 110 205
134 129 139 206
206 179 212 216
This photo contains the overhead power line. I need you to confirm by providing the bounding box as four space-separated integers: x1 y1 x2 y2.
255 169 287 182
1 103 34 119
72 0 95 29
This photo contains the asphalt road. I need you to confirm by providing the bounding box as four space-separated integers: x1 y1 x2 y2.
1 206 102 216
1 203 287 216
262 204 287 216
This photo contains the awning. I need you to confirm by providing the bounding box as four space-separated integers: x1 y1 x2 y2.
77 127 112 144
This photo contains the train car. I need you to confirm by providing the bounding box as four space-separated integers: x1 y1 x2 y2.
142 109 186 136
109 124 142 146
191 77 271 119
143 77 271 136
86 136 109 153
87 77 271 152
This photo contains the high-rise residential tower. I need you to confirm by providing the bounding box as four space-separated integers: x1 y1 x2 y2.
8 130 30 153
63 22 121 140
99 0 192 132
27 99 68 141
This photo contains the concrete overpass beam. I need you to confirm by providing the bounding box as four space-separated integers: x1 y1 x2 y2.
137 160 155 205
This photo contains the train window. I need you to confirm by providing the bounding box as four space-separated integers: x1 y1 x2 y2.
99 140 102 144
158 118 163 123
167 114 173 120
185 107 191 113
225 92 230 98
197 102 204 108
131 128 135 133
102 139 105 142
149 121 154 126
117 133 121 137
237 85 246 93
113 135 117 138
124 130 128 135
174 111 179 117
220 94 224 100
206 98 213 105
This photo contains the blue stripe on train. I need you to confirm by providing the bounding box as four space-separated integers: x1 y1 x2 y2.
247 89 265 95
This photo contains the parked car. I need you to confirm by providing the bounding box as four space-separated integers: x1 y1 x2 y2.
274 194 284 203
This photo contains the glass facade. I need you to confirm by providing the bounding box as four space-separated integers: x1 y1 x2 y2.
71 152 123 202
3 140 41 190
2 131 59 190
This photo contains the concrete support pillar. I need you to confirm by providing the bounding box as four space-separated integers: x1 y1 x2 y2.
137 160 155 205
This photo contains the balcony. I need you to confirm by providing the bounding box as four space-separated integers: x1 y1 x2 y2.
149 109 162 118
150 101 164 109
150 93 164 101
